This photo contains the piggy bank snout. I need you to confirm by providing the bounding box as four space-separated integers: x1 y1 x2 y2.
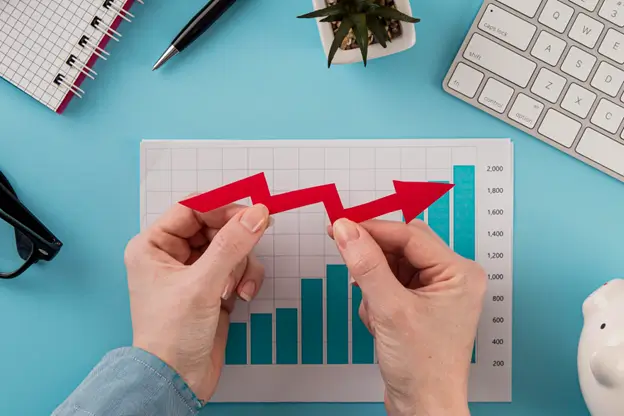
590 345 624 388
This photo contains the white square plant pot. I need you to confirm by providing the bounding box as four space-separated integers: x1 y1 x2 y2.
312 0 417 65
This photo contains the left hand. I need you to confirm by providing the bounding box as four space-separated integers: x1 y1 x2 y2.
123 202 270 403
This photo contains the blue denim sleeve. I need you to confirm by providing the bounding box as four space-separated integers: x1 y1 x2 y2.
51 347 204 416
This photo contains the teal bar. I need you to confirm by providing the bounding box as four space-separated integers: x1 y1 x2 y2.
352 285 374 364
251 313 272 365
301 279 323 364
454 166 476 260
225 322 247 365
472 340 477 363
276 308 298 364
429 181 450 245
327 264 349 364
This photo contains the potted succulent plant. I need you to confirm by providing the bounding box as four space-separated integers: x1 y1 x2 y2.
298 0 420 67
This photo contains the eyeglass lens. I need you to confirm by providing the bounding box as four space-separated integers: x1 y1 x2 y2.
0 217 34 274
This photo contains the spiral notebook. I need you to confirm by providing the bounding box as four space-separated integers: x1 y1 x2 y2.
0 0 141 114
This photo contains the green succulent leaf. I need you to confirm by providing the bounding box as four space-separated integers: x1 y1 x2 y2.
297 4 345 18
300 0 421 67
351 13 369 66
353 0 371 13
366 15 387 47
369 6 421 23
320 14 346 22
328 17 354 68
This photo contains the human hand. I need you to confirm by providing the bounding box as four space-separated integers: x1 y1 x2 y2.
329 218 486 416
123 203 270 403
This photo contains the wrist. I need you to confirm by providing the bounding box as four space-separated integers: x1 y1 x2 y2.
388 397 470 416
417 399 470 416
386 381 470 416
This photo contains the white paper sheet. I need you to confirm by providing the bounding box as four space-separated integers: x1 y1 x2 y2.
139 138 514 403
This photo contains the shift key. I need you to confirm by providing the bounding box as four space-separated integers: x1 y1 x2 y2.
463 33 537 88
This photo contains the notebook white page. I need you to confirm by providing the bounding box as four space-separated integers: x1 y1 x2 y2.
0 0 136 113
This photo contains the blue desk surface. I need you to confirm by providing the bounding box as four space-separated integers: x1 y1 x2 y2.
1 0 623 414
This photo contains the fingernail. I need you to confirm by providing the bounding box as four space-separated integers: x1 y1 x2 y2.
239 281 256 302
221 279 233 300
333 219 360 249
240 204 269 233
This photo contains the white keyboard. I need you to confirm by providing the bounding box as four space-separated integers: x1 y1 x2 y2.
443 0 624 182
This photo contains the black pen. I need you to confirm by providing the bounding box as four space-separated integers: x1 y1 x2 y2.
152 0 239 71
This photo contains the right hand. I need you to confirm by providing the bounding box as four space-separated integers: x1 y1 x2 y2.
329 218 486 416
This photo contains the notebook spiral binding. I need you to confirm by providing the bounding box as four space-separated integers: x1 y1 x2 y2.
52 0 143 100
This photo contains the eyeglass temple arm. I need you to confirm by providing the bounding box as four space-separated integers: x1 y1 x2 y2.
0 172 62 252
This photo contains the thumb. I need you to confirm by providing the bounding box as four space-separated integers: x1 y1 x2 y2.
332 218 404 305
193 204 270 295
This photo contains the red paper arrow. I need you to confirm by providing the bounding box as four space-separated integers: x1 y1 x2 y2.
179 172 454 223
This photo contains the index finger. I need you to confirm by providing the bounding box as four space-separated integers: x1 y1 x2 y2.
148 202 248 240
358 219 457 269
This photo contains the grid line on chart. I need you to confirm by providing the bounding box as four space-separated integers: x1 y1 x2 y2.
297 148 302 366
271 147 275 365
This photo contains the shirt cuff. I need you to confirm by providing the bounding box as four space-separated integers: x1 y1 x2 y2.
52 347 203 416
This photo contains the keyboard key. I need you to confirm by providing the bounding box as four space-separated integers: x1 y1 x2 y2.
496 0 543 17
448 63 484 98
599 0 624 27
576 128 624 176
569 13 604 48
599 29 624 64
562 83 597 118
478 78 515 113
539 0 575 33
508 93 545 128
463 33 537 88
479 4 537 51
590 99 624 134
561 46 597 81
538 109 582 147
570 0 600 11
531 30 567 65
531 67 567 103
590 61 624 97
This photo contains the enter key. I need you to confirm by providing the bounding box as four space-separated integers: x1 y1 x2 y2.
479 4 537 51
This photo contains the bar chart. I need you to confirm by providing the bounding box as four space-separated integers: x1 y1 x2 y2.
140 138 514 403
225 165 477 368
225 263 374 366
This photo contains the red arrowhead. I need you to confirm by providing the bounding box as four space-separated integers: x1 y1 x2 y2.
394 181 455 223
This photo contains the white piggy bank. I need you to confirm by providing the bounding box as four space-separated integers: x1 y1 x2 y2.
578 279 624 415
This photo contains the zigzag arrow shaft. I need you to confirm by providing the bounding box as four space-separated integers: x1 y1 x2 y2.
179 172 454 223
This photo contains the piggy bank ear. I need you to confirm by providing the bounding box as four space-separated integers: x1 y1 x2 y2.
583 279 624 319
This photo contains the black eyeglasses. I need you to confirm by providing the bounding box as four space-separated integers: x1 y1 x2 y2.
0 171 62 279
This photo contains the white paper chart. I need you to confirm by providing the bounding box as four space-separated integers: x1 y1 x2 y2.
139 138 514 403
